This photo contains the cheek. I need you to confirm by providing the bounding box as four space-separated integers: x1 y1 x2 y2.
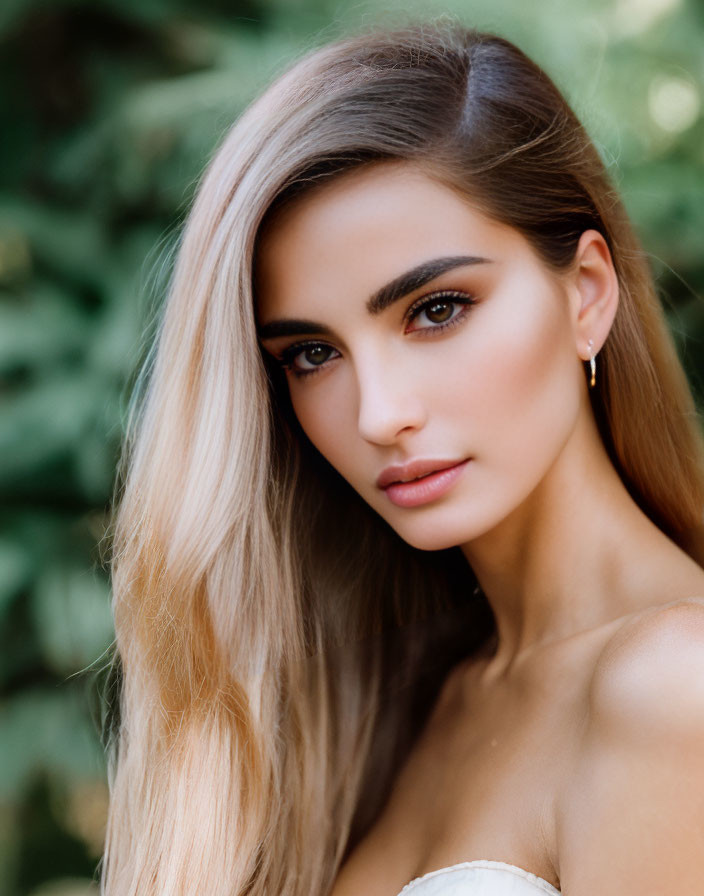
455 289 580 464
289 382 356 468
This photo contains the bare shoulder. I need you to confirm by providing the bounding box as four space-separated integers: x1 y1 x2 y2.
556 596 704 894
588 594 704 734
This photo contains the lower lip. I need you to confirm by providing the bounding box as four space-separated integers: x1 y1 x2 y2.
382 459 470 508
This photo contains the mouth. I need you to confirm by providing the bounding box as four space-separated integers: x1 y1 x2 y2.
375 456 471 509
392 468 448 485
376 457 468 490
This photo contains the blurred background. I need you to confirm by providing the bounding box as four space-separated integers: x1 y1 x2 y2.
1 0 702 893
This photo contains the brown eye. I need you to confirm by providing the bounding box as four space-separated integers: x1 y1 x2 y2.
406 291 476 333
279 341 341 376
301 345 331 366
425 302 453 323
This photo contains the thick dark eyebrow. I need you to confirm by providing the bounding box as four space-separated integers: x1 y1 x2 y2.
258 318 336 340
366 254 489 315
257 254 490 341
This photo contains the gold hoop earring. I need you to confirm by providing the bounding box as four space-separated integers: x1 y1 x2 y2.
588 338 596 388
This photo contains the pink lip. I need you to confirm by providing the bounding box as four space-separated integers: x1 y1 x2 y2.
377 458 471 508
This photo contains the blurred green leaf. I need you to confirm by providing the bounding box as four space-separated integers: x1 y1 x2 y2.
0 687 104 804
0 537 33 620
0 200 110 291
0 283 90 375
0 373 110 487
27 879 98 896
31 564 114 676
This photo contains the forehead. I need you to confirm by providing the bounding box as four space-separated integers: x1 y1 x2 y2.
255 161 526 314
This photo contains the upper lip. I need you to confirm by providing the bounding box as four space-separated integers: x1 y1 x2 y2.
376 458 467 489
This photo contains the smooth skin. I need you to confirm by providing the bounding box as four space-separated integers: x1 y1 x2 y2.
255 162 704 895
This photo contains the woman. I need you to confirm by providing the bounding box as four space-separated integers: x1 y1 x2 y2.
101 20 704 896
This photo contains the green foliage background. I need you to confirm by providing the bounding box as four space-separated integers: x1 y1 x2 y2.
1 0 702 893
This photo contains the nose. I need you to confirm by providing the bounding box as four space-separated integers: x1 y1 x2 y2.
356 357 427 445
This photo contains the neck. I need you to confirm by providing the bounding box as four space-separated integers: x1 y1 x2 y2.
460 409 693 680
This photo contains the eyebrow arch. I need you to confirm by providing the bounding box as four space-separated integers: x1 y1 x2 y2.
257 254 490 341
367 254 491 314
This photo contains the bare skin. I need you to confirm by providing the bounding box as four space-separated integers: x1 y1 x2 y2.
255 161 704 895
328 595 704 896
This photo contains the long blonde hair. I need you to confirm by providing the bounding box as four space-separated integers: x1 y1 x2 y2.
100 20 704 895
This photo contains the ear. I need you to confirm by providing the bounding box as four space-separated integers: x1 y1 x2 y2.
567 229 619 362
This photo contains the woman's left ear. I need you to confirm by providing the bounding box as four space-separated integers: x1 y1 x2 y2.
568 229 619 361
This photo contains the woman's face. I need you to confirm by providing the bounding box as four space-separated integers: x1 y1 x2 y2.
255 162 587 551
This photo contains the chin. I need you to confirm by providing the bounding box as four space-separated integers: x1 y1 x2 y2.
390 519 472 553
385 498 511 552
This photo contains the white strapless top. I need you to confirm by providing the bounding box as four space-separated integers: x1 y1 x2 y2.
396 860 561 895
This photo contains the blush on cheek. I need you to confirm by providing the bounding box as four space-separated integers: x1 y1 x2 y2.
459 288 579 470
515 331 579 462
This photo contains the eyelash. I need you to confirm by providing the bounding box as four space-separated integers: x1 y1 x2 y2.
277 290 477 379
